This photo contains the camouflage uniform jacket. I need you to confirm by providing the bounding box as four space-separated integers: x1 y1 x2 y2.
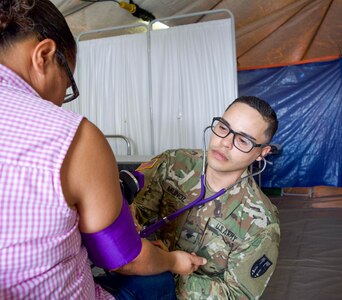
134 149 280 300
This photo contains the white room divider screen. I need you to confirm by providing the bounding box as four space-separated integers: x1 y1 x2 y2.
64 10 237 156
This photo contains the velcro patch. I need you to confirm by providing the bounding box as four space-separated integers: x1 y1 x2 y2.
250 255 273 278
136 158 158 171
165 184 187 202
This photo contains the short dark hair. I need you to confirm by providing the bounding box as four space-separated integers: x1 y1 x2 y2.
0 0 76 65
226 96 278 141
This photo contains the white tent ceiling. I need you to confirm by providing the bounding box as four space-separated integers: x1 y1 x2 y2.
52 0 342 68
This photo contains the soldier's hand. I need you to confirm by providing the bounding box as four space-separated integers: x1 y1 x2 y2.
169 250 207 275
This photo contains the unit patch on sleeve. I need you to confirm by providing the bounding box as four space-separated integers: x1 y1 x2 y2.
250 255 273 278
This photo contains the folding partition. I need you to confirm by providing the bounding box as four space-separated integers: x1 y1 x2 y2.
65 10 237 156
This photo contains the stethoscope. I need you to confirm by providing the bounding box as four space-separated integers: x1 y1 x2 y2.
139 126 269 238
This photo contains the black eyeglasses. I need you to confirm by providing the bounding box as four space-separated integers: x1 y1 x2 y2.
211 117 268 153
57 51 79 103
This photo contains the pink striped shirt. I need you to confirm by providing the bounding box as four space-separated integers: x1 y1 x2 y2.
0 64 113 299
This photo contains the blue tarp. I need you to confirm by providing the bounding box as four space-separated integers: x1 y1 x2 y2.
238 57 342 187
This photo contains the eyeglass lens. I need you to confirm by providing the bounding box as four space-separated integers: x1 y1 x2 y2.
64 85 78 103
211 118 255 153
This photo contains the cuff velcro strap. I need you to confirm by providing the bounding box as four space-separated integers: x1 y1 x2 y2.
81 198 142 270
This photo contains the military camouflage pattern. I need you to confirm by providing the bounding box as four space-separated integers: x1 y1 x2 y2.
134 149 280 299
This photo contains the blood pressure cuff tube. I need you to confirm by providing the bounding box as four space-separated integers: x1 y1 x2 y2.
81 198 142 270
132 171 144 191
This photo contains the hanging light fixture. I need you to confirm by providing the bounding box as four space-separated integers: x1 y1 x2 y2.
82 0 156 22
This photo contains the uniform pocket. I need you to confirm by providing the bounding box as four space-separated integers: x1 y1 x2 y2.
196 218 235 276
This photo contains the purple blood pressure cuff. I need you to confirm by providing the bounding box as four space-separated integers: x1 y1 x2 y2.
81 198 142 270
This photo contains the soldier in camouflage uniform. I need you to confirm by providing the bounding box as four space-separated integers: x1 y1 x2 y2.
133 96 280 299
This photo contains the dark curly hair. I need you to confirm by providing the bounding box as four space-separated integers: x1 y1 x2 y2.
226 96 278 141
0 0 76 65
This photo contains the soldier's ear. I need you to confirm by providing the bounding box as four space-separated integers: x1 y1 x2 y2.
255 146 271 162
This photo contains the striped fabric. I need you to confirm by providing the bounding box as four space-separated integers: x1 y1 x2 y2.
0 64 113 299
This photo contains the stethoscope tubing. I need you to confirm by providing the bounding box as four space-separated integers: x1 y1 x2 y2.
139 126 268 238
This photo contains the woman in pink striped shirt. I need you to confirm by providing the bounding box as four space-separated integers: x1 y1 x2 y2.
0 1 206 299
